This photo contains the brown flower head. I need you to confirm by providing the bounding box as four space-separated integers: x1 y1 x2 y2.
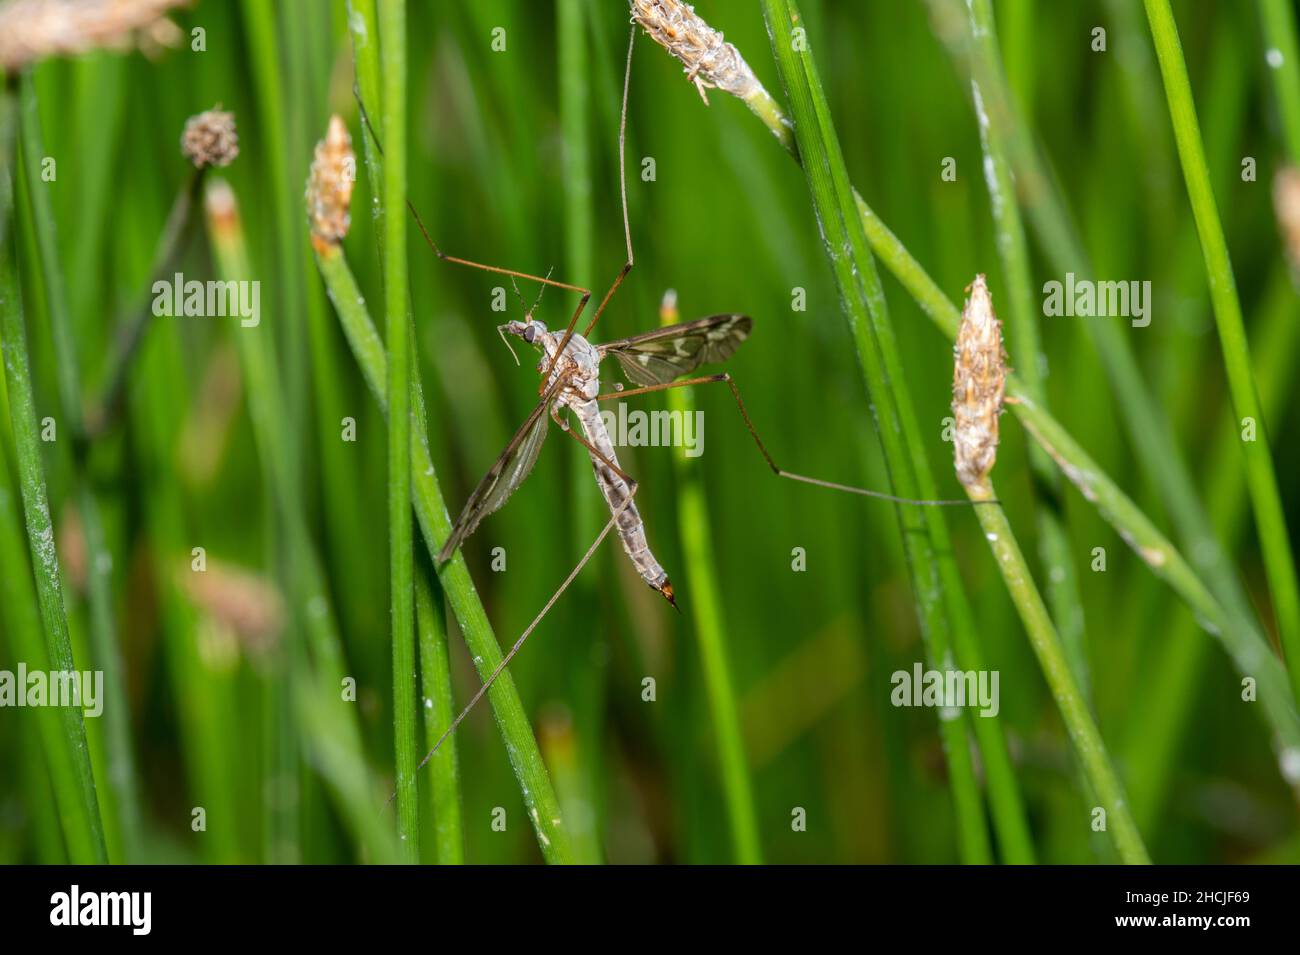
0 0 188 73
305 115 355 254
630 0 762 104
181 107 238 169
952 274 1006 489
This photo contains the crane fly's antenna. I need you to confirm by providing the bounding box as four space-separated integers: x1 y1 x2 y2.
531 266 555 314
509 275 529 314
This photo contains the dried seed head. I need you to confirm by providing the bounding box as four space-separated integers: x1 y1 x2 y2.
952 274 1006 489
0 0 188 73
630 0 762 104
306 115 355 254
1273 165 1300 276
181 107 239 169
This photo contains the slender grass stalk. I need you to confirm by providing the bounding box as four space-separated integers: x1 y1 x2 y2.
968 482 1149 864
730 0 1272 740
314 239 573 863
1259 0 1300 164
0 83 107 864
760 0 993 864
241 0 308 472
928 0 1279 741
1124 267 1300 830
16 70 142 863
378 0 419 863
86 167 200 436
0 383 75 863
415 560 463 864
953 275 1146 864
206 177 399 864
345 0 572 865
635 0 1031 863
964 0 1090 696
652 0 1300 797
661 292 763 864
1146 0 1300 707
556 0 606 866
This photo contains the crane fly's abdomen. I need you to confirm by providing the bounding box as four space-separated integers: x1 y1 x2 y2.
572 399 676 608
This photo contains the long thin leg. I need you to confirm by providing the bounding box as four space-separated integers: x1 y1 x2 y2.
353 81 594 313
400 482 642 787
597 374 991 507
542 23 638 385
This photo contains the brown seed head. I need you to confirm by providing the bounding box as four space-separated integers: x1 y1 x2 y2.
630 0 761 104
306 115 355 254
181 107 238 169
952 274 1006 489
0 0 188 73
1273 165 1300 276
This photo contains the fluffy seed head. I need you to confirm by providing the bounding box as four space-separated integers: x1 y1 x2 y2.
306 115 355 253
181 107 239 169
952 275 1006 489
630 0 761 103
0 0 188 73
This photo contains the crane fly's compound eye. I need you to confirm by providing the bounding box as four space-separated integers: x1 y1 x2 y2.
523 324 536 344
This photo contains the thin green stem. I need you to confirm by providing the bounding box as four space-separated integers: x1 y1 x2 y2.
0 84 107 864
314 243 573 863
206 179 399 865
720 12 1300 791
241 0 308 472
86 169 200 437
416 559 463 864
966 482 1149 865
662 298 763 865
17 70 142 864
378 0 419 862
964 0 1090 697
1259 0 1300 164
1147 0 1300 708
762 0 993 864
556 0 606 866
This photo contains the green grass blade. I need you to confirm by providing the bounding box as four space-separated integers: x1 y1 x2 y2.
314 237 573 864
0 86 107 864
1259 0 1300 163
963 0 1090 697
378 0 420 862
1146 0 1300 707
556 0 607 865
415 559 464 864
16 70 143 864
761 0 993 864
206 178 399 864
966 482 1149 864
661 295 763 864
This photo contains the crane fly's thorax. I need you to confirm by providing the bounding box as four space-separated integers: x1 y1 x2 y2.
539 330 602 405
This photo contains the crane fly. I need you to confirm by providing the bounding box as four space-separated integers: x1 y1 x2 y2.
435 310 754 609
361 22 986 779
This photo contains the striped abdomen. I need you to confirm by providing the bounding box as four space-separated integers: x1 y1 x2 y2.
572 400 675 606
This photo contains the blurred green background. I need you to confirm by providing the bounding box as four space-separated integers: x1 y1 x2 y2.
1 0 1298 864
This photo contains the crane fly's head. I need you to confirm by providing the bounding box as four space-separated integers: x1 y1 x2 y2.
497 315 548 366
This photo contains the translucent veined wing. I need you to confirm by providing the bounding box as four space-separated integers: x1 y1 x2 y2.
599 314 753 387
436 377 567 562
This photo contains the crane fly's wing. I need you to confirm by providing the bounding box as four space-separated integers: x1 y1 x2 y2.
436 377 567 563
599 314 752 387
